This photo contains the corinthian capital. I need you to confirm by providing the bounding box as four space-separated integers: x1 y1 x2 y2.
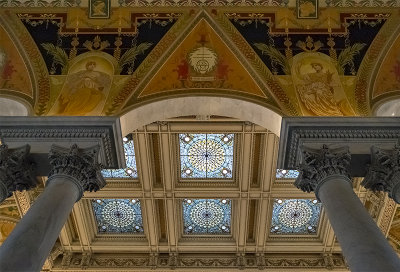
48 144 105 201
363 146 400 203
294 145 351 199
0 144 37 203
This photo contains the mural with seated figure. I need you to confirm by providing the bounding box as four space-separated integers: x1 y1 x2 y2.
291 53 355 116
47 54 114 116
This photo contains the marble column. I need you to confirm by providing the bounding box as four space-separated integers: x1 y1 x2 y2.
0 144 105 272
0 144 37 203
295 145 400 272
363 145 400 203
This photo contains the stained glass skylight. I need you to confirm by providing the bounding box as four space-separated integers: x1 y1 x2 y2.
101 135 138 179
92 199 144 233
183 199 231 235
270 199 321 235
276 169 299 179
179 134 234 179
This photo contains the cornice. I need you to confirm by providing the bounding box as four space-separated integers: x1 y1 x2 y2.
50 252 347 270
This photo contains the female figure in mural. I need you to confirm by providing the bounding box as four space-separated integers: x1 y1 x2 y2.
297 62 343 116
57 61 111 115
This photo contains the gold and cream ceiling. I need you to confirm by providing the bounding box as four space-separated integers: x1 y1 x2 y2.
0 119 395 271
1 0 400 270
1 1 400 117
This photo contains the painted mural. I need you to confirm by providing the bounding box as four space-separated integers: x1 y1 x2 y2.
373 33 400 99
297 0 318 19
138 19 268 99
1 8 395 116
0 221 16 243
292 53 354 116
389 207 400 255
225 12 388 115
0 25 33 98
0 205 19 244
47 54 114 116
16 11 180 115
0 206 20 219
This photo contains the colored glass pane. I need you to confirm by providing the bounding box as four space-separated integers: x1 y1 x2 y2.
92 199 144 233
180 134 234 179
276 169 299 179
101 135 138 179
182 199 231 235
270 199 321 234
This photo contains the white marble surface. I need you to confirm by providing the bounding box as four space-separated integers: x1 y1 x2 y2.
0 97 29 116
375 98 400 116
120 96 282 136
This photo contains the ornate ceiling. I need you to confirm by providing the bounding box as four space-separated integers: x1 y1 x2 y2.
0 0 400 271
0 118 396 271
1 2 400 117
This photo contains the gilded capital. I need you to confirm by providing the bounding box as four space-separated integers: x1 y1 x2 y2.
48 144 105 200
294 145 352 199
363 146 400 204
0 144 37 203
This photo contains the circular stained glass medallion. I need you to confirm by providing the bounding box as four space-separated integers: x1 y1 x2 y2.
102 200 136 227
190 201 224 228
278 200 312 228
187 139 225 172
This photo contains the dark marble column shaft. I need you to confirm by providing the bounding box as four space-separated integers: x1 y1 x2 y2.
295 145 400 272
0 144 105 272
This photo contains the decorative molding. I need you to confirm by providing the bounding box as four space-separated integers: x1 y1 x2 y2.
295 145 351 199
212 10 296 116
363 145 400 203
379 197 397 236
0 116 124 170
0 199 16 207
2 0 400 7
1 10 50 115
277 117 400 173
365 190 385 221
51 253 347 270
14 191 30 216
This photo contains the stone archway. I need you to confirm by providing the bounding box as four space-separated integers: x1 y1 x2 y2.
119 96 282 136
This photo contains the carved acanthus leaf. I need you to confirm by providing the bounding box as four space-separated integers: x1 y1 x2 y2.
0 144 37 202
295 145 351 196
48 144 105 199
363 146 400 203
